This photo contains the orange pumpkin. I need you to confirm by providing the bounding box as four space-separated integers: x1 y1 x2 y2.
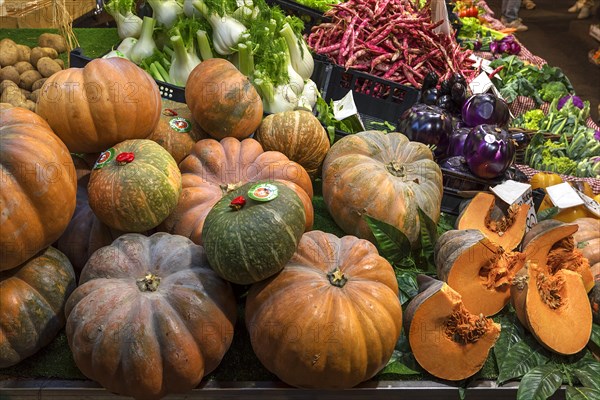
0 247 76 368
573 217 600 271
186 59 262 140
36 58 161 153
246 230 403 388
321 131 443 245
0 107 77 271
161 137 314 245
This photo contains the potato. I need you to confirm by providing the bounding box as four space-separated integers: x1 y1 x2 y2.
14 61 34 75
16 44 32 63
0 38 19 67
37 57 62 78
55 59 65 69
20 88 31 98
0 102 14 110
1 86 27 107
0 79 19 94
24 99 37 111
31 78 47 92
30 47 58 67
38 33 68 54
0 66 20 85
19 70 43 91
30 89 41 103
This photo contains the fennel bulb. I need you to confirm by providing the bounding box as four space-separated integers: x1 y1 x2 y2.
129 16 158 64
147 0 183 29
280 23 314 81
283 46 304 96
102 50 127 59
296 79 319 111
192 0 247 55
183 0 202 17
169 35 201 87
116 37 138 59
105 0 143 39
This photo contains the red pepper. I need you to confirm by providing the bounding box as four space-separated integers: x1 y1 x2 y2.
116 152 135 165
488 65 504 80
229 196 246 211
162 108 178 117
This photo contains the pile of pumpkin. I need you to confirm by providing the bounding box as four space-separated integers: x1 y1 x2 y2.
1 55 599 399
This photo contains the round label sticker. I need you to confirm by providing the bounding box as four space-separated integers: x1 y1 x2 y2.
248 183 279 202
169 117 191 133
94 148 115 169
484 133 496 144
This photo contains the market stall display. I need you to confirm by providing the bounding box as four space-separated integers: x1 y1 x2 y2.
1 0 600 398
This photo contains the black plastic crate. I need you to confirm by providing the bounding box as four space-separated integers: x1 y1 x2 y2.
316 63 420 134
264 0 331 35
69 48 187 103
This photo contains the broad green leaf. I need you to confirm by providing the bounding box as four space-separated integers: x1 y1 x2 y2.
364 215 412 267
498 336 550 383
573 359 600 390
459 387 467 400
436 213 456 236
517 365 563 400
378 350 421 375
414 207 439 274
566 386 600 400
590 324 600 348
396 271 419 305
537 207 560 221
494 312 525 369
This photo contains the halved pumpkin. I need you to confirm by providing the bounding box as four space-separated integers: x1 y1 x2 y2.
511 262 592 355
456 192 529 251
435 229 526 316
404 275 501 381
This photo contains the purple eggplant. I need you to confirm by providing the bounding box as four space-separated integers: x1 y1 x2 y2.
461 93 511 127
397 103 452 157
447 127 471 157
463 124 516 179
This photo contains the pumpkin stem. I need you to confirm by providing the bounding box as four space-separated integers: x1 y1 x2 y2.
116 152 135 165
220 182 243 194
136 273 161 292
386 161 405 177
327 268 348 287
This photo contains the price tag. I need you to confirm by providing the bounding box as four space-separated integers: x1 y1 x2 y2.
546 183 585 209
468 71 503 100
491 180 537 232
468 55 494 74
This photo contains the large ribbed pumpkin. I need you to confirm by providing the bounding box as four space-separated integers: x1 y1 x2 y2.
573 217 600 271
0 247 76 368
202 181 306 285
56 173 126 272
36 58 161 153
255 110 331 177
186 58 262 140
322 131 443 245
146 100 208 164
246 230 403 388
65 233 236 400
88 139 182 232
162 137 314 245
0 107 77 271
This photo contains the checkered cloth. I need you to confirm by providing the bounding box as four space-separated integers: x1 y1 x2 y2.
516 164 600 194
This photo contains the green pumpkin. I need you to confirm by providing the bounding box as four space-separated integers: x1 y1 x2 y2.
88 139 182 232
202 181 306 285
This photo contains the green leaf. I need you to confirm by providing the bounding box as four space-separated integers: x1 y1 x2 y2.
494 312 525 369
590 324 600 348
517 365 563 400
378 350 421 375
573 359 600 390
364 215 412 267
411 207 439 274
566 386 600 400
396 271 419 305
537 207 560 221
498 336 550 383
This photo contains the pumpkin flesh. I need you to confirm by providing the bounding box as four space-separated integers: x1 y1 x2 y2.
404 276 500 381
322 131 443 245
456 192 529 251
246 231 402 389
435 229 526 316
